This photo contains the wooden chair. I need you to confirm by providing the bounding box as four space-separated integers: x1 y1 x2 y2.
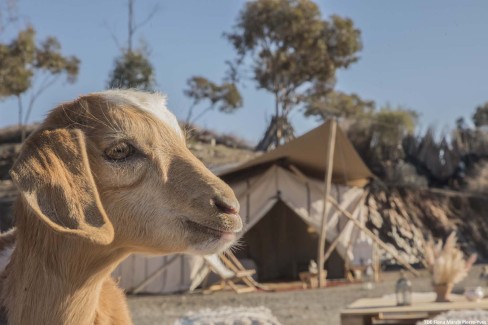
203 252 269 294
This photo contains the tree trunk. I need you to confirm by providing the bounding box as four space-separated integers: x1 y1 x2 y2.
16 96 26 142
185 104 195 125
256 115 295 151
22 98 36 141
274 92 281 148
128 0 134 54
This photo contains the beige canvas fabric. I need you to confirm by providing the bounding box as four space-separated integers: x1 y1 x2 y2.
113 122 374 293
113 166 371 293
218 120 373 186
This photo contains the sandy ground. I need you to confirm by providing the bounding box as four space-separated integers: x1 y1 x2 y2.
127 265 485 325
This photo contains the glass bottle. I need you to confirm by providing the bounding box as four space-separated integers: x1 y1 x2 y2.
396 270 412 306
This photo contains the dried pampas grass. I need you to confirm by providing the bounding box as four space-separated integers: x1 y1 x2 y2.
424 232 477 285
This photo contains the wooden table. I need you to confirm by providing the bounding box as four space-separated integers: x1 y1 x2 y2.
341 292 488 325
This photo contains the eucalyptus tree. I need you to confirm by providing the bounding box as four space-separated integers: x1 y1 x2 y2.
0 27 80 140
226 0 362 150
107 0 158 91
183 76 242 124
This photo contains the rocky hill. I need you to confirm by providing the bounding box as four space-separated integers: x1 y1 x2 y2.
365 184 487 264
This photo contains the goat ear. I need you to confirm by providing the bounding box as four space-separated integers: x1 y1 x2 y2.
10 128 114 245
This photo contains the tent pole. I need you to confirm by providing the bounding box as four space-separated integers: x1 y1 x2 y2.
323 191 367 263
323 219 351 263
287 164 419 277
317 119 337 288
326 197 420 277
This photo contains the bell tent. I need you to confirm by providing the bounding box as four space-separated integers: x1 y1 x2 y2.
113 121 380 293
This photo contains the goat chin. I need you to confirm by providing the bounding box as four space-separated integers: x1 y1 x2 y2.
187 237 237 256
1 90 242 325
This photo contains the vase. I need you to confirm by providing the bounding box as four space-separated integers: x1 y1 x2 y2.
465 286 485 302
433 283 453 302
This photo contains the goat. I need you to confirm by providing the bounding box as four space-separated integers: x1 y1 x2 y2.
0 90 242 324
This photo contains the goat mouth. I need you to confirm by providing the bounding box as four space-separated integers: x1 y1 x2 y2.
184 220 237 241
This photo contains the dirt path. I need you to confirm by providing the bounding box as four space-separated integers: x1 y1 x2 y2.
128 266 483 325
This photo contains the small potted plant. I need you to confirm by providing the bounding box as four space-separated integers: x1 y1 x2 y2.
424 232 477 302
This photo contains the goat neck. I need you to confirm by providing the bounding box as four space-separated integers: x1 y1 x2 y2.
0 201 131 325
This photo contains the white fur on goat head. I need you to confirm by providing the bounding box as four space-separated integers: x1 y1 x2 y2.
0 89 242 325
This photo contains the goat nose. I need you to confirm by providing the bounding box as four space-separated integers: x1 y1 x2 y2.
213 196 239 214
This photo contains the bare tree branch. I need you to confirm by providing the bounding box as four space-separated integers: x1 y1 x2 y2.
128 0 134 52
102 21 124 52
190 106 213 124
0 0 18 35
132 3 160 33
23 73 60 125
127 0 159 53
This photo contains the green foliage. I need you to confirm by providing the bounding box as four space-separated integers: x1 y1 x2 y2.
472 102 488 128
372 106 418 147
184 76 242 123
225 0 362 149
347 105 418 178
35 37 80 82
304 89 418 175
0 27 80 98
0 26 80 138
304 90 374 120
0 27 35 97
107 49 155 91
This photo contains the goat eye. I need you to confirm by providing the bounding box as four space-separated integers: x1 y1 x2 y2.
104 142 135 161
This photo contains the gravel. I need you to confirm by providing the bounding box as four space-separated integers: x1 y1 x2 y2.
127 265 484 325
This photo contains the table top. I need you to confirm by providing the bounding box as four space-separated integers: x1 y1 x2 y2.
341 292 488 315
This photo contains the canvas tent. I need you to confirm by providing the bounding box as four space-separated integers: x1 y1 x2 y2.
218 120 372 186
113 121 376 294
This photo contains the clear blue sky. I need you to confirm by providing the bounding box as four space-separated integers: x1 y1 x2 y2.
1 0 488 144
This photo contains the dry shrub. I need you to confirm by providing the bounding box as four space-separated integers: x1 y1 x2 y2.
466 161 488 194
424 232 477 285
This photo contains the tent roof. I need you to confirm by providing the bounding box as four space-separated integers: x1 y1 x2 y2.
218 120 373 186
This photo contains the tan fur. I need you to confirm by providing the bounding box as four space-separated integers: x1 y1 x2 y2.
0 90 242 324
0 229 15 252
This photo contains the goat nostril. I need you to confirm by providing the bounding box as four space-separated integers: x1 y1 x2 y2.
213 196 239 214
